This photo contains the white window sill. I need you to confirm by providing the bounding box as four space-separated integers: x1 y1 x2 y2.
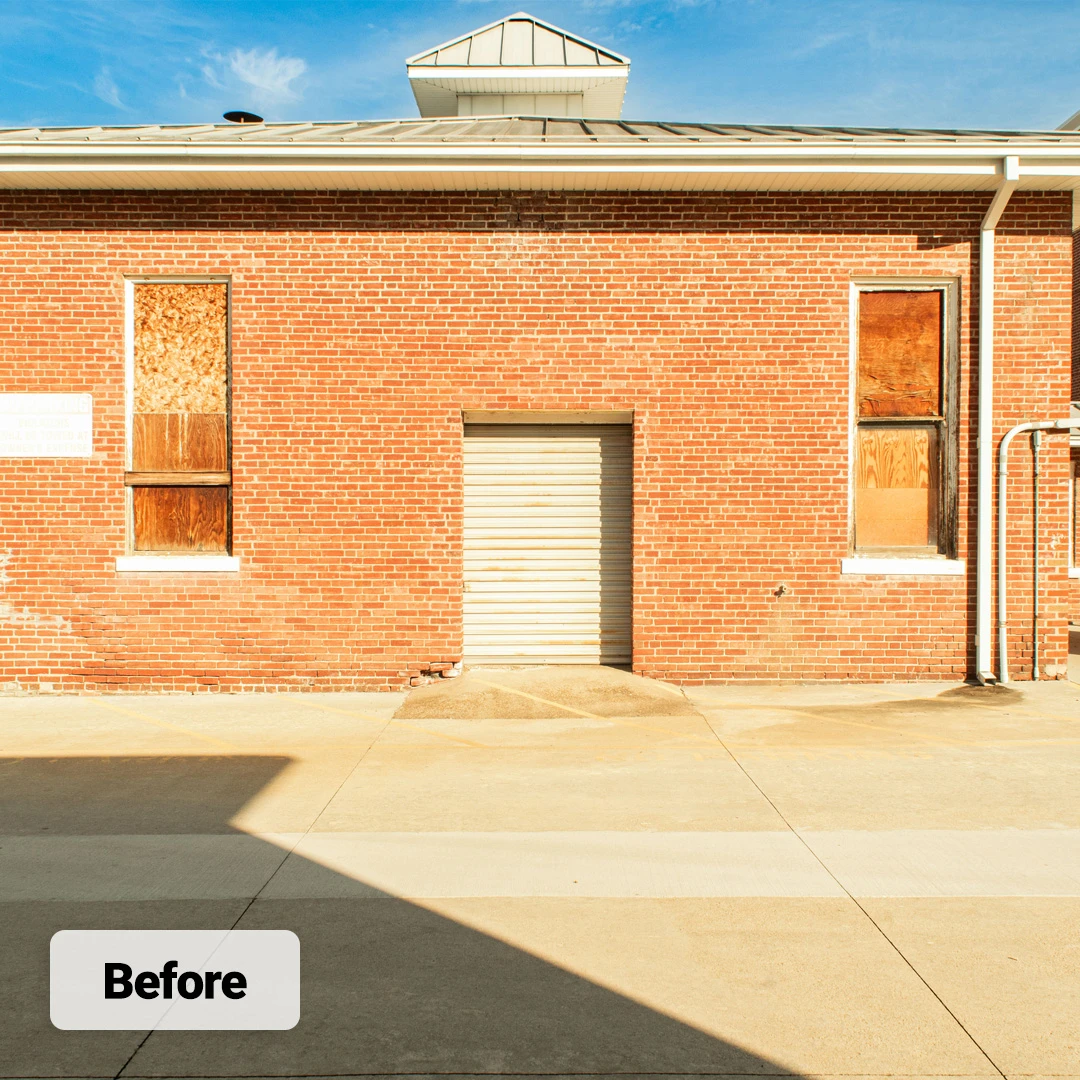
841 557 965 576
1070 567 1080 579
115 556 240 573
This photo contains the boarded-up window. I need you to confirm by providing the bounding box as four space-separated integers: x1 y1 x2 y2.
855 289 947 552
858 291 942 417
127 282 230 553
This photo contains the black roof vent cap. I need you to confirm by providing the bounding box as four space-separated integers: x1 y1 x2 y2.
223 110 264 124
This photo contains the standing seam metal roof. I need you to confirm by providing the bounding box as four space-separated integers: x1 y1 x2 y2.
3 117 1080 145
405 12 628 67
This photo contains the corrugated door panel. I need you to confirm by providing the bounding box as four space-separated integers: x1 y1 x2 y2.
463 424 632 665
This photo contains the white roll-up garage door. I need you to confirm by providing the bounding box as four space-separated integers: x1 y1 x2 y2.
463 424 632 665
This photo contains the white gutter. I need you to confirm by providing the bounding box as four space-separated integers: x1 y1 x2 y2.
0 156 1013 172
1 141 1080 162
4 137 1080 191
1 139 1080 159
996 418 1080 682
975 155 1020 684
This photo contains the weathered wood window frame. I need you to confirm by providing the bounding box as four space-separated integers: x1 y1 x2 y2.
1070 454 1079 572
124 276 232 555
849 280 959 558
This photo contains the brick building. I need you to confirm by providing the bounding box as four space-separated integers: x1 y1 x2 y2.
0 12 1078 691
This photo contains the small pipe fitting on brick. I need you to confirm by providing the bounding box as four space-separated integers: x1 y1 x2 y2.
774 583 789 598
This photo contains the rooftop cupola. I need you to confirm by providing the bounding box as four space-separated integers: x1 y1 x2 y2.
406 11 630 119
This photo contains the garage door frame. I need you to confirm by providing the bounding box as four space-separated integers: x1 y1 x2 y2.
462 411 634 666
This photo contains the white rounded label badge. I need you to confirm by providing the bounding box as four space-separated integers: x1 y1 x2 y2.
50 930 299 1030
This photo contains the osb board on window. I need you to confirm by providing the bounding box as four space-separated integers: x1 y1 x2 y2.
132 486 228 552
856 426 938 548
133 283 227 414
858 291 941 417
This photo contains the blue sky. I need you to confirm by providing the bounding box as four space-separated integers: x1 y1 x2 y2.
2 0 1080 130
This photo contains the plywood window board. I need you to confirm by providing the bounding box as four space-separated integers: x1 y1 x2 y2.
853 286 956 556
858 290 942 418
131 413 227 472
127 282 230 554
132 486 229 553
855 426 939 548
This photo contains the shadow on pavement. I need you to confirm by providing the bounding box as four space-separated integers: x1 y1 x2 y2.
0 754 803 1079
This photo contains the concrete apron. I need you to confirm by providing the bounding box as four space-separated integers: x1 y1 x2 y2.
1 669 1079 1079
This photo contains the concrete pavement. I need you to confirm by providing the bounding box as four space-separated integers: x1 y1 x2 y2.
1 668 1078 1078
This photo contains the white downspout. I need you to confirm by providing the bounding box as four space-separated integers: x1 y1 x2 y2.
997 418 1080 682
975 155 1020 683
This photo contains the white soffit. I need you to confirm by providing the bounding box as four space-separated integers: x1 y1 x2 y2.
409 83 627 122
1 172 1076 192
0 160 1078 192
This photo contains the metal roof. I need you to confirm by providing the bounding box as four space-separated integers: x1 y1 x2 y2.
406 12 628 67
4 116 1080 193
3 117 1080 145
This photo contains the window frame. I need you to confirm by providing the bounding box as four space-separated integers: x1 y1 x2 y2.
1070 453 1079 576
122 275 233 559
848 278 960 559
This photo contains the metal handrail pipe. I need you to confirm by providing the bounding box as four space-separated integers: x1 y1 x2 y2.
997 418 1080 682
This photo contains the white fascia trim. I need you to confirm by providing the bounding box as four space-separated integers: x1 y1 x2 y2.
0 142 1040 161
841 557 966 576
1017 164 1080 176
0 162 1009 181
5 143 1080 164
8 146 1080 191
115 556 240 573
1070 567 1080 578
407 66 628 80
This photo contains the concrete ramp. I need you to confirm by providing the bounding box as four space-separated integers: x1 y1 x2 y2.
394 665 696 720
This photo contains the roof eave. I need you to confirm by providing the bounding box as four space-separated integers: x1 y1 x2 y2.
6 141 1080 159
3 141 1080 190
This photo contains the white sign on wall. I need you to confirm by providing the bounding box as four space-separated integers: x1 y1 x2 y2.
0 394 93 457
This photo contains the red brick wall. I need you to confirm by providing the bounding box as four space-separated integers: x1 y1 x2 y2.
0 190 1072 690
1072 228 1080 624
1074 229 1080 402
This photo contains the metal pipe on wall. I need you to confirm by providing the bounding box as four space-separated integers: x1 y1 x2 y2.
997 418 1080 683
975 156 1020 685
1032 428 1042 680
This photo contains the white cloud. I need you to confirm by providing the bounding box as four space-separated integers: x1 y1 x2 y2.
790 30 854 58
93 66 125 109
200 60 226 91
227 46 306 103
